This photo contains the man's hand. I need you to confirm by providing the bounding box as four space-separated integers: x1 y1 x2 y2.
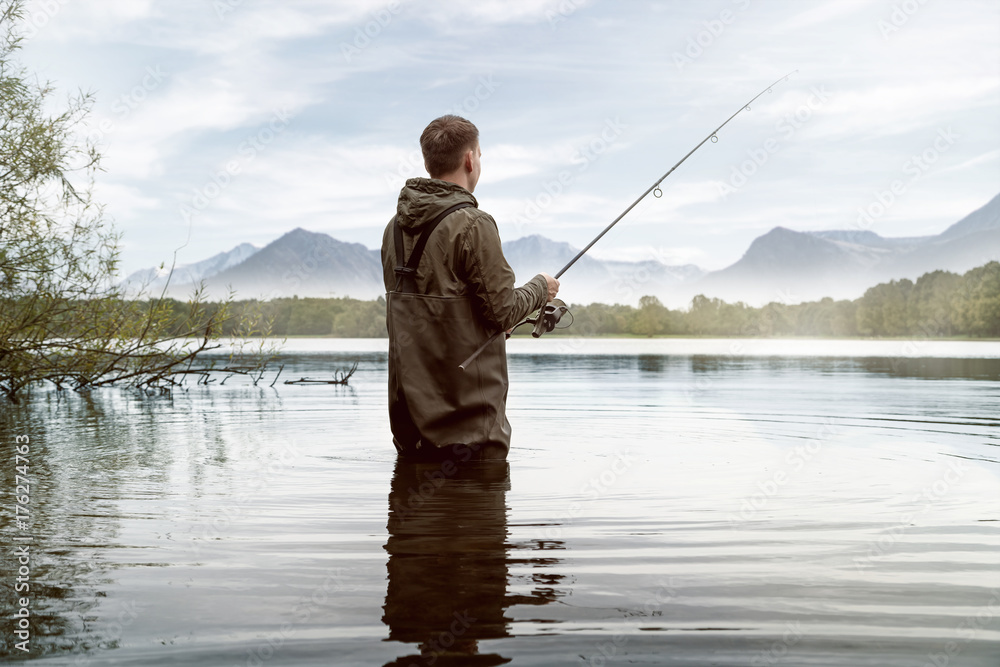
541 272 560 302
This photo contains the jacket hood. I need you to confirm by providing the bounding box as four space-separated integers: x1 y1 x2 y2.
396 178 478 231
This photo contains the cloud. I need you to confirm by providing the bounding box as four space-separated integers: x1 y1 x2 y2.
936 148 1000 176
589 244 707 265
483 141 585 183
20 0 155 41
94 181 161 220
772 0 873 32
18 0 997 276
170 137 409 237
793 78 1000 143
416 0 590 26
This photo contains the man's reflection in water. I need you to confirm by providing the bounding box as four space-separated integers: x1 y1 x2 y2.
382 457 561 666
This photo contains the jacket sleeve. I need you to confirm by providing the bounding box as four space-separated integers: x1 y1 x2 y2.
460 212 548 332
381 218 396 293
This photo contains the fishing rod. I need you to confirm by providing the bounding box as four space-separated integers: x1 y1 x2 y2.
459 70 798 371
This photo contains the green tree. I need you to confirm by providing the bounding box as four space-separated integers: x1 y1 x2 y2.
856 279 913 336
631 295 669 336
687 294 726 335
717 300 752 336
908 270 961 337
757 302 796 336
568 302 634 335
0 2 268 401
792 298 855 337
286 297 335 335
331 297 387 337
953 262 1000 337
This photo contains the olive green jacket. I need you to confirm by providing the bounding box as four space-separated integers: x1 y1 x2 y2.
382 178 548 458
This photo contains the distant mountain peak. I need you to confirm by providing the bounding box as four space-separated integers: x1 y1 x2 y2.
937 192 1000 241
751 225 822 245
121 242 260 294
506 234 578 253
121 191 999 308
811 229 886 243
694 190 1000 306
280 227 323 240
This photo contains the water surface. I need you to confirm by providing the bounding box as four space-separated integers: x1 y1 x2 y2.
2 339 998 665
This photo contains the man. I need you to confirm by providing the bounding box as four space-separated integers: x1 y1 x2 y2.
382 115 559 461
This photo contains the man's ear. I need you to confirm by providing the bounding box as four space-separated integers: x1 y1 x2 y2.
464 149 475 172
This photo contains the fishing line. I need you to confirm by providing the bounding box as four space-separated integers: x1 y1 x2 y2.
459 71 799 370
555 70 798 280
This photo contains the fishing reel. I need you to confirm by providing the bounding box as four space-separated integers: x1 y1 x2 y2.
528 299 569 338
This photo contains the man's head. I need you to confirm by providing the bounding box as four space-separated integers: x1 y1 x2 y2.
420 115 481 192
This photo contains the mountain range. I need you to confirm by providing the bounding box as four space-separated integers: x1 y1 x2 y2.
124 192 1000 307
697 192 1000 305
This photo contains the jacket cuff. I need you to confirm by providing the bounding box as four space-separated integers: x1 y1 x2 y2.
528 274 549 311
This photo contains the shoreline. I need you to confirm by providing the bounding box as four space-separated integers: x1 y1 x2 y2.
268 333 1000 342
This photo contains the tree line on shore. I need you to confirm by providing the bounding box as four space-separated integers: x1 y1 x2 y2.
165 261 1000 339
2 3 268 402
3 0 994 402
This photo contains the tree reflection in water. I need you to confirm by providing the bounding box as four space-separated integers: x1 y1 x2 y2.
382 458 564 666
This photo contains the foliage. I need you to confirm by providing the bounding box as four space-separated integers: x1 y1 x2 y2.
952 262 1000 337
152 296 387 339
0 1 270 402
209 261 999 340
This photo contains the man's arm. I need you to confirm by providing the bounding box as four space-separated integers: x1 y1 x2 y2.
380 218 397 293
460 212 550 332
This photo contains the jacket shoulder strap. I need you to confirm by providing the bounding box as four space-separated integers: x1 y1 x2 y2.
393 202 473 292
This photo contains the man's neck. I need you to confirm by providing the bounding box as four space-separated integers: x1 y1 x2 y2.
435 173 472 192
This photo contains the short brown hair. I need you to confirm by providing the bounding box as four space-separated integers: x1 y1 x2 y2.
420 115 479 178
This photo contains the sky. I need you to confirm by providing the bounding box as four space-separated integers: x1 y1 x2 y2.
12 0 1000 276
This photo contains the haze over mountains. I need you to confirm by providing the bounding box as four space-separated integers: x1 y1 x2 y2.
125 192 1000 308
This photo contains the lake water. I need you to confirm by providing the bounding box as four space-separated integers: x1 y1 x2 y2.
2 338 999 666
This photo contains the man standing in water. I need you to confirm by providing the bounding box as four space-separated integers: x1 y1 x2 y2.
382 115 559 461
